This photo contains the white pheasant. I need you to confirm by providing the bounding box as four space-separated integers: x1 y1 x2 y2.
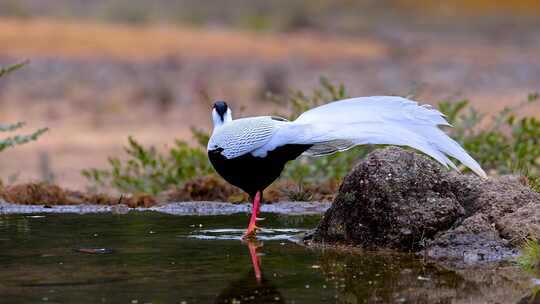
207 97 486 238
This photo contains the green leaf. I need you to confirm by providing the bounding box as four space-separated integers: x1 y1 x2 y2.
0 60 29 78
0 122 25 132
0 127 48 152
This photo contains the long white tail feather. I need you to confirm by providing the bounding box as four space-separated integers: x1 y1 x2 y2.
262 96 486 178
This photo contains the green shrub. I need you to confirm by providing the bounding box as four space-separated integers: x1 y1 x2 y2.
0 61 48 187
0 62 48 154
82 136 213 195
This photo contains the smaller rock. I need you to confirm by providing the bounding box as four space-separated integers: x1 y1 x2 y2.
497 202 540 245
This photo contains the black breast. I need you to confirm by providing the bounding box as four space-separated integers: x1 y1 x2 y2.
208 144 312 197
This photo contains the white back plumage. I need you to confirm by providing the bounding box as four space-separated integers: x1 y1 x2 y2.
209 96 487 177
208 116 281 159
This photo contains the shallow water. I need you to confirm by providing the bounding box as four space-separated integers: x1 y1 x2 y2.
0 212 537 303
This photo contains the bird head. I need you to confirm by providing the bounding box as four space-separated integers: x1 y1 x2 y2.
212 101 232 128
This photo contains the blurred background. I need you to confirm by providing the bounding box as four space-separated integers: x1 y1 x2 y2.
0 0 539 190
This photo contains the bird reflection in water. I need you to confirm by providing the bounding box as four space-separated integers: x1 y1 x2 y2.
214 240 284 304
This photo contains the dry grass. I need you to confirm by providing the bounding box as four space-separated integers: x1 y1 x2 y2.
0 178 336 206
0 18 386 61
0 182 157 207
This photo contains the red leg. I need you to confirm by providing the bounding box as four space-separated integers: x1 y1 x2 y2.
244 191 261 238
247 241 262 283
254 194 261 214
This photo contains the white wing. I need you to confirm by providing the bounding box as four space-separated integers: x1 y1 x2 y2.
208 116 283 159
254 96 486 177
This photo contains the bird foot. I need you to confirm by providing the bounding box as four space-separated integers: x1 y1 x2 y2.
242 225 261 240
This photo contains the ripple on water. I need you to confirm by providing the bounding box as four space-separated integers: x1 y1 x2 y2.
186 228 309 241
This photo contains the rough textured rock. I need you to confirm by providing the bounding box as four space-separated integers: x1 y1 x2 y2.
308 147 540 265
497 201 540 245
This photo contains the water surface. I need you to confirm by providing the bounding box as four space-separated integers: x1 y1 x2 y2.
0 212 536 303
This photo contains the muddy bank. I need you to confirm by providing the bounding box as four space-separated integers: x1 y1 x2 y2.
0 177 336 208
307 147 540 266
0 201 331 216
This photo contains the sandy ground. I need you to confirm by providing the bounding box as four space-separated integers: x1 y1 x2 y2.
0 18 539 190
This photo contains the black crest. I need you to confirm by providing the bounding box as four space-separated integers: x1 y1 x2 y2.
213 101 229 118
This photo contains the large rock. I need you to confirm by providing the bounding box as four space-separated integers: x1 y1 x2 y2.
308 147 540 265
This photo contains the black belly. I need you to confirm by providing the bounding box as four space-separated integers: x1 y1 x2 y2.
208 144 312 197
